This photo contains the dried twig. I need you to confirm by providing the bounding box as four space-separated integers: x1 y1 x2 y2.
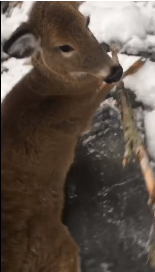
99 57 146 95
115 82 155 205
115 82 155 268
99 53 155 203
99 52 155 268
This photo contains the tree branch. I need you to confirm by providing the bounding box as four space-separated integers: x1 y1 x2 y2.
100 53 155 268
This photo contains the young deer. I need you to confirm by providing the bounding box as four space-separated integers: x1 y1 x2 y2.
1 2 123 272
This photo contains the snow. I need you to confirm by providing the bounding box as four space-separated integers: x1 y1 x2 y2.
1 1 33 101
80 1 155 46
124 59 155 108
122 35 155 55
1 1 33 41
1 58 32 101
1 1 155 160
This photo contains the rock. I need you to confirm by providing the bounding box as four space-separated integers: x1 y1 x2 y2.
63 104 153 272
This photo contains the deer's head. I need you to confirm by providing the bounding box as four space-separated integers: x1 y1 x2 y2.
3 1 122 84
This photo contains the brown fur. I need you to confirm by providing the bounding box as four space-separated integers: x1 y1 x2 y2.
1 2 120 272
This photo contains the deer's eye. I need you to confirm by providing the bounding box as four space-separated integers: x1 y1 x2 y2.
59 45 74 53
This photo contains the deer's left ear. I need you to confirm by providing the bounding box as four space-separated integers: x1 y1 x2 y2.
66 1 85 10
3 22 39 59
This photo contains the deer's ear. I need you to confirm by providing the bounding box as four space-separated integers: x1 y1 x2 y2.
66 1 85 10
74 1 85 8
3 23 39 59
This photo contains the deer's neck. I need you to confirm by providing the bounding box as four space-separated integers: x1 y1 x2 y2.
2 58 102 195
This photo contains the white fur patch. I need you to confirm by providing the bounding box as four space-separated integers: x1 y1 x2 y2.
96 68 110 79
8 33 39 57
70 71 88 78
61 51 75 58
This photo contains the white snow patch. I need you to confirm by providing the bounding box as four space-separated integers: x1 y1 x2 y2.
80 1 154 47
122 35 155 55
1 2 33 42
124 60 155 108
1 58 32 102
100 262 111 272
122 56 155 160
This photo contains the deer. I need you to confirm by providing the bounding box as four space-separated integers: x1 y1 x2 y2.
1 2 123 272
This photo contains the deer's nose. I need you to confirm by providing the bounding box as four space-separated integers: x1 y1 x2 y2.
105 65 123 84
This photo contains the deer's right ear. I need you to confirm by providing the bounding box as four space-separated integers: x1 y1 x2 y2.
3 23 39 59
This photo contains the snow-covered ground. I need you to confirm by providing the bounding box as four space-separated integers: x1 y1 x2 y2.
1 1 155 160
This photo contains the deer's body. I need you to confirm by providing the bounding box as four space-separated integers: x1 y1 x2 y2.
1 2 122 272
